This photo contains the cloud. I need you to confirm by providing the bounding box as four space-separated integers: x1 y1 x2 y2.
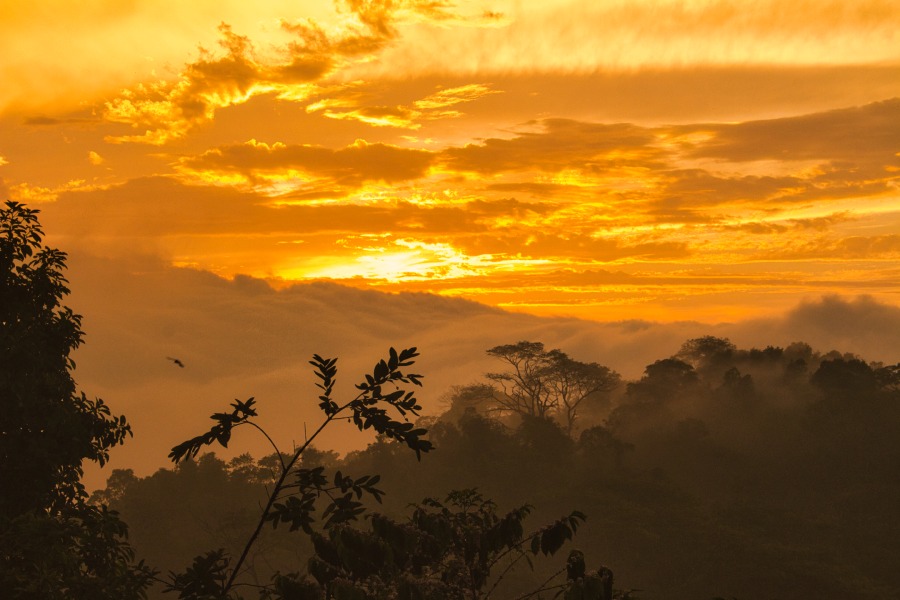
42 177 553 241
100 2 465 143
178 138 434 189
687 99 900 164
103 24 297 144
732 295 900 362
307 83 501 128
662 169 803 204
428 101 899 217
441 119 659 174
758 234 900 260
451 231 690 262
721 213 855 235
347 0 900 79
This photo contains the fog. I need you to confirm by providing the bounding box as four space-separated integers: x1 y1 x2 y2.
67 252 900 492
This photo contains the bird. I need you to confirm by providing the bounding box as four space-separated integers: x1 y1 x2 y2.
166 357 185 368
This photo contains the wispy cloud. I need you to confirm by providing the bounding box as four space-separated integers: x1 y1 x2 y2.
307 83 501 128
100 1 468 143
178 138 434 192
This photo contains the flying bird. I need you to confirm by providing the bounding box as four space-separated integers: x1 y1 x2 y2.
166 357 185 368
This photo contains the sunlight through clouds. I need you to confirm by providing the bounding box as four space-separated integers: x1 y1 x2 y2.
2 0 899 322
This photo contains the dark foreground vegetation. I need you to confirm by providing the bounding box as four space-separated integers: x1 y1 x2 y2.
96 337 900 599
4 201 900 599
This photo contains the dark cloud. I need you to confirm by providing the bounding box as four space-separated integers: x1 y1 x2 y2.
687 99 900 163
441 119 659 174
721 213 854 235
485 182 577 197
642 196 719 224
181 139 433 186
43 177 562 242
733 295 900 362
663 169 803 204
759 234 900 260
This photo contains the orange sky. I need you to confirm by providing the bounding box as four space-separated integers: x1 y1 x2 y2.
2 0 899 323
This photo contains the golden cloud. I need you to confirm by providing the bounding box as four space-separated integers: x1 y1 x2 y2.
308 83 501 129
99 1 467 144
178 138 434 190
347 0 900 79
763 234 900 260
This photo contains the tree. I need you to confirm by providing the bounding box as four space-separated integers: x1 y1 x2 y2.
811 358 878 401
485 342 620 432
0 201 153 598
440 383 497 423
625 358 699 403
543 350 620 435
675 337 735 372
486 342 555 418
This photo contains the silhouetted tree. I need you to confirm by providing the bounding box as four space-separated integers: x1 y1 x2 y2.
577 426 633 471
543 350 620 435
486 341 555 418
717 367 755 402
440 383 497 423
811 358 877 401
675 336 736 372
485 342 620 432
625 358 699 404
0 201 153 598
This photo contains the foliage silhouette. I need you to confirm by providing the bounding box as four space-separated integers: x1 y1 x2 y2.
302 489 591 600
0 201 153 598
95 328 900 600
165 347 433 598
163 348 612 600
484 341 620 433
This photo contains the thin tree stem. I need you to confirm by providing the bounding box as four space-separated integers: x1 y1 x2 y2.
245 421 286 472
222 398 357 594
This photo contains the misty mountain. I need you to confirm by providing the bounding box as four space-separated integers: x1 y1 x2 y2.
67 252 900 489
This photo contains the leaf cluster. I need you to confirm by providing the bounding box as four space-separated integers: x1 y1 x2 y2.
165 550 230 599
313 347 432 459
267 468 385 534
169 399 259 464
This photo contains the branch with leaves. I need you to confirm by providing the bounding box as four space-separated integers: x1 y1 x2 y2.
164 347 432 599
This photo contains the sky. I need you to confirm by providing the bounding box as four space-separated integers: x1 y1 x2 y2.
2 1 900 484
1 0 898 322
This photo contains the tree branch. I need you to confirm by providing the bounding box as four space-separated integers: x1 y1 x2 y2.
222 396 358 593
